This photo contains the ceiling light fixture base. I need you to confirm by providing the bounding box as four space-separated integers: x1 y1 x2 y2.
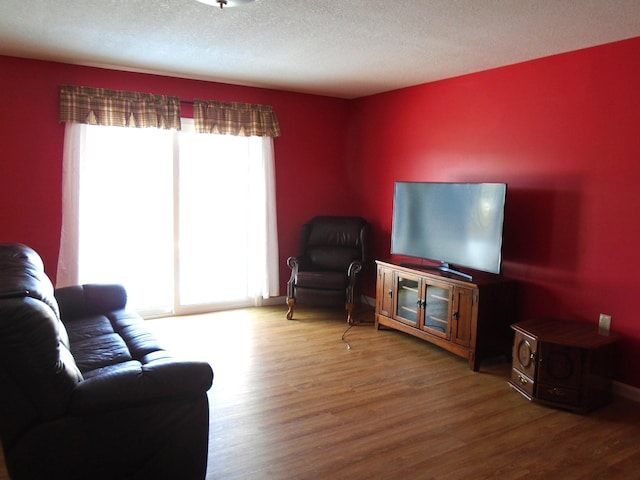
195 0 256 9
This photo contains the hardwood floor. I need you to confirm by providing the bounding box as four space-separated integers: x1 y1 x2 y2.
2 305 639 479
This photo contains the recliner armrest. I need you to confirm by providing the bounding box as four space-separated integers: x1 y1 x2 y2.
347 260 365 278
287 255 314 272
70 358 213 414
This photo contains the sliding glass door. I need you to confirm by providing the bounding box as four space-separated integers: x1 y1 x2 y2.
177 120 256 312
59 120 279 317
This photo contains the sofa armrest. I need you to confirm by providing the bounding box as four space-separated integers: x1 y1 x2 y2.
55 284 128 320
70 359 213 414
286 256 311 298
286 255 300 272
287 255 316 272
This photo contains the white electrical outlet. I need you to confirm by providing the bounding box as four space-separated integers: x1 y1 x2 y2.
598 314 612 335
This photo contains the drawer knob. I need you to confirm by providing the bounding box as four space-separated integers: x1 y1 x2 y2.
549 387 566 397
519 375 528 385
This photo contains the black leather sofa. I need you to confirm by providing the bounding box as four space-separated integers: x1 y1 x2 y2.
0 243 213 480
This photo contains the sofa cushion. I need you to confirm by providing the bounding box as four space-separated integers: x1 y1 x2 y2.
118 323 159 355
306 246 360 271
72 332 133 373
295 270 347 290
66 314 117 342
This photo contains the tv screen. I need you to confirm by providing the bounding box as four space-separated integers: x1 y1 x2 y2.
391 182 507 275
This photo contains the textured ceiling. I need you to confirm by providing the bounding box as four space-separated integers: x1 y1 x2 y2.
1 0 640 99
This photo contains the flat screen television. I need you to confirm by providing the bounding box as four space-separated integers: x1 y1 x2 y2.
391 182 507 280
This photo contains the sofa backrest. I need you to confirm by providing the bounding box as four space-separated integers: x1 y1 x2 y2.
0 244 82 447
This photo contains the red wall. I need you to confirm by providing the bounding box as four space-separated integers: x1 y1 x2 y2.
348 37 640 387
0 55 351 295
2 36 640 388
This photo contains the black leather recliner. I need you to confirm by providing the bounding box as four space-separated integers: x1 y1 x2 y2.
0 243 213 480
286 216 368 324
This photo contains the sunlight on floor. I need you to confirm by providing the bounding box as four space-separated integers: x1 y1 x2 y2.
147 310 256 406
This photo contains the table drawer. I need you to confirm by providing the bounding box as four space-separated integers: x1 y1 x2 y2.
537 383 581 406
510 368 535 397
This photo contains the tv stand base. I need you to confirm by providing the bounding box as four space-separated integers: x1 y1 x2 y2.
375 260 515 371
399 262 473 281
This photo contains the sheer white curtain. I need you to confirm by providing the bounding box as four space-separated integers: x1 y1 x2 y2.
57 122 84 286
176 119 280 310
57 122 175 314
58 120 279 316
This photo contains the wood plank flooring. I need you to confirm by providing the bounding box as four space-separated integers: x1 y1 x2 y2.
2 305 639 479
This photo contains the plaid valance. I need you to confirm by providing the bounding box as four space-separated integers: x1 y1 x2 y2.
193 100 281 137
59 85 181 130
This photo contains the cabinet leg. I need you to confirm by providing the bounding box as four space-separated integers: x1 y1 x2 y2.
469 353 480 372
286 298 295 320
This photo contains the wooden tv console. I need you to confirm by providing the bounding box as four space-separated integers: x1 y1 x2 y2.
374 260 516 371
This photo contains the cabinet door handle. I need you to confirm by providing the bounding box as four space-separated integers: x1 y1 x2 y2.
453 311 459 320
387 289 393 298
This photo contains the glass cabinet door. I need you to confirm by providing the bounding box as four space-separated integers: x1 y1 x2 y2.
421 284 451 339
395 275 420 326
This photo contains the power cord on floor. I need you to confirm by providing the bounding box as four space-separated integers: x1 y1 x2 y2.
341 308 376 350
341 323 355 350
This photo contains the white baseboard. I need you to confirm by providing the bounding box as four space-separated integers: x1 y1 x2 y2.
263 295 376 308
613 381 640 403
362 295 376 307
260 295 287 307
